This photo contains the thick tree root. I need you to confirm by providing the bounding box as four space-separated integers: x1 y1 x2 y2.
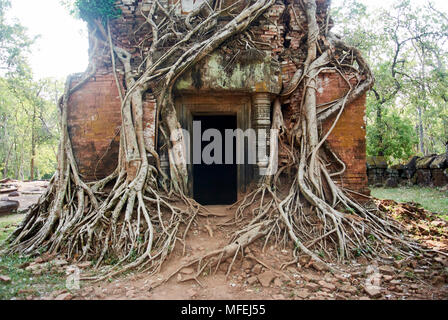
3 0 422 283
163 220 273 285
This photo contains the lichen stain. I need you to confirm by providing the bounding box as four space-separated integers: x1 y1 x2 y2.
175 52 282 93
191 64 203 90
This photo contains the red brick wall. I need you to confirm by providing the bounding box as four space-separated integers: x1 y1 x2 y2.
68 74 122 181
68 74 368 199
281 70 369 200
68 74 157 181
319 72 370 199
69 0 368 197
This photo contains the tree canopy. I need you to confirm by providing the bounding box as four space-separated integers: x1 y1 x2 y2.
333 0 448 163
0 0 62 181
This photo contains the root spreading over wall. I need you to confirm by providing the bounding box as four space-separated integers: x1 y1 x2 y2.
4 0 421 279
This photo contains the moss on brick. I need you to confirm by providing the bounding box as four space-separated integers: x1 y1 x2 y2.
416 156 437 169
430 155 448 169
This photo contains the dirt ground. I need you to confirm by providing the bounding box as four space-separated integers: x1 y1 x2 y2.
1 184 448 300
45 205 448 301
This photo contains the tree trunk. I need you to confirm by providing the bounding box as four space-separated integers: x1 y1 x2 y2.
418 48 427 156
377 103 384 157
17 144 24 181
417 105 425 155
30 104 37 181
6 0 415 279
3 143 13 179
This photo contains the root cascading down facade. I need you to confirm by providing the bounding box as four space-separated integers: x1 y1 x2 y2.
67 0 370 200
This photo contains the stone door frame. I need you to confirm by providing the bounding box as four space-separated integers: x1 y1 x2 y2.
173 92 274 199
175 93 254 197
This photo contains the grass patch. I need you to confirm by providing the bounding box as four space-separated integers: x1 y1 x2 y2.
0 254 66 300
371 186 448 216
0 214 23 243
0 214 66 300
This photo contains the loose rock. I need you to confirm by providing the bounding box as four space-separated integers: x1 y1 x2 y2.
302 274 321 282
247 276 258 285
305 282 319 291
273 278 283 287
252 264 263 275
257 271 275 287
295 289 310 299
364 285 382 298
55 293 73 301
318 281 336 290
8 191 20 197
379 265 395 276
242 260 254 270
312 261 328 272
0 200 19 215
339 284 357 294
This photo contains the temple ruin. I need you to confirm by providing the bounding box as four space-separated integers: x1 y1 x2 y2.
9 0 421 280
67 0 369 204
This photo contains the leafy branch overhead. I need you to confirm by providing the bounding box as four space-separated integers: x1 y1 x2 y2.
74 0 121 23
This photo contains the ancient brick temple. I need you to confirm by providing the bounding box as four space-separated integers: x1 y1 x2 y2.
67 0 370 203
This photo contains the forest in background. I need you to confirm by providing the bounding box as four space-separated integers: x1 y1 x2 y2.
0 0 447 182
0 0 63 181
334 0 448 163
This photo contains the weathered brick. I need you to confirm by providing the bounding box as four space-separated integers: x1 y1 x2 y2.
67 0 369 199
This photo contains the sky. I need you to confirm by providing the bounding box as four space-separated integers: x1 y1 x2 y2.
332 0 448 10
5 0 448 81
7 0 88 80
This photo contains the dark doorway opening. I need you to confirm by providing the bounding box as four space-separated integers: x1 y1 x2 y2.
193 115 238 205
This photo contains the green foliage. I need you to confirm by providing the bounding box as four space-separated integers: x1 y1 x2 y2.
74 0 121 23
366 100 418 162
371 186 448 215
0 214 21 242
0 216 66 300
0 75 62 180
0 254 66 300
333 0 448 162
0 2 62 181
0 0 34 74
